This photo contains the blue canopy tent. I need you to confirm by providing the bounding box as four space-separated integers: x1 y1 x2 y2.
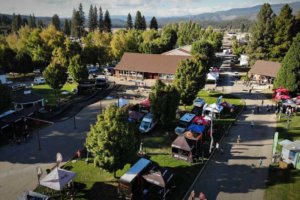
187 124 205 134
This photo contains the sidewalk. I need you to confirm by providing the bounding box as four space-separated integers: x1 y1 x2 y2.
185 74 276 200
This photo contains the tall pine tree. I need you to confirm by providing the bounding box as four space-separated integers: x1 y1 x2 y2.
99 7 104 32
272 4 295 61
88 5 98 31
51 14 60 30
247 3 275 65
64 19 70 35
134 11 143 30
274 33 300 93
71 9 80 37
126 13 133 30
141 16 146 30
150 16 158 30
78 3 85 37
103 10 111 33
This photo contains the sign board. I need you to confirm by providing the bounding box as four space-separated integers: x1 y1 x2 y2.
272 132 279 155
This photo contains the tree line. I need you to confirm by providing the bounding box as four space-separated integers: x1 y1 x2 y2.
247 3 300 64
245 3 300 93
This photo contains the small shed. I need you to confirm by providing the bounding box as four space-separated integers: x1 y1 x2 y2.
171 135 194 162
280 140 300 169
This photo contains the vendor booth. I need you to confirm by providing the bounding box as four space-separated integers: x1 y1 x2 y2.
142 166 174 199
279 140 300 169
118 158 152 199
204 103 224 118
192 98 206 115
171 135 195 162
40 168 76 191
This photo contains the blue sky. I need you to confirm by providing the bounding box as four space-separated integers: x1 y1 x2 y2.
0 0 297 17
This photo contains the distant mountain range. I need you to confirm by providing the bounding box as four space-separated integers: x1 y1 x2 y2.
157 1 300 24
1 2 300 28
111 1 300 27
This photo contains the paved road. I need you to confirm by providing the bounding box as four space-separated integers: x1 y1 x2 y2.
185 71 276 200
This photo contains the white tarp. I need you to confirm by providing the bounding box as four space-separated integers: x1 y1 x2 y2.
40 168 76 191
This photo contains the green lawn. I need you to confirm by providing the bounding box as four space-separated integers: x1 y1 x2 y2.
34 89 243 199
32 82 77 106
264 112 300 200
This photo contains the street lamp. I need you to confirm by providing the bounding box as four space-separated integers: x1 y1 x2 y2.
209 112 215 154
36 167 42 185
56 152 63 168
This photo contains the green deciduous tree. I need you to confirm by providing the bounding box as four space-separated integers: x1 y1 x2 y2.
43 62 67 104
272 4 295 61
247 3 276 65
274 33 300 93
232 39 246 57
0 84 12 113
68 54 88 83
191 40 215 69
174 56 207 106
150 80 180 125
51 14 60 30
85 105 140 178
126 13 133 30
110 30 140 60
150 16 158 30
103 10 112 33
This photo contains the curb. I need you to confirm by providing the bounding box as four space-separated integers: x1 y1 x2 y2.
183 94 246 200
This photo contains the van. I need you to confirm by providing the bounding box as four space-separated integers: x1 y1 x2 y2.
34 77 45 85
139 113 157 133
174 113 196 135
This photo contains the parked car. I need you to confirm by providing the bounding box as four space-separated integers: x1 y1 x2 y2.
34 77 46 85
139 113 158 133
174 113 196 135
95 77 108 89
33 69 41 74
11 83 26 91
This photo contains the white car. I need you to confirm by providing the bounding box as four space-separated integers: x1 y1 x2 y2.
139 113 158 133
34 77 46 85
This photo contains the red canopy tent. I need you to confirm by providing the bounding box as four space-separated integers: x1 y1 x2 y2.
192 116 210 126
140 98 151 108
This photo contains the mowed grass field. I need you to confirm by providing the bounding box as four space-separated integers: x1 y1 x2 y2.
264 112 300 200
32 82 77 105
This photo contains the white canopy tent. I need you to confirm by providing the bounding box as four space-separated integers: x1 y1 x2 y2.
206 72 219 83
40 168 76 191
205 103 224 114
117 98 129 107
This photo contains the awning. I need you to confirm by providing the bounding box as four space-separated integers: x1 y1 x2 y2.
171 135 193 151
187 124 205 134
142 167 173 188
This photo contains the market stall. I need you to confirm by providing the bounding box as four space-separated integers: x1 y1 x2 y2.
171 135 194 162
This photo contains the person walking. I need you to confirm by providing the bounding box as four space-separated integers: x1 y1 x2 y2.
259 158 263 168
237 135 241 145
216 142 220 152
261 100 264 106
251 121 254 128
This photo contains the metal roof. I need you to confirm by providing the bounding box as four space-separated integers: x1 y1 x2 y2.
120 158 151 183
179 113 196 123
